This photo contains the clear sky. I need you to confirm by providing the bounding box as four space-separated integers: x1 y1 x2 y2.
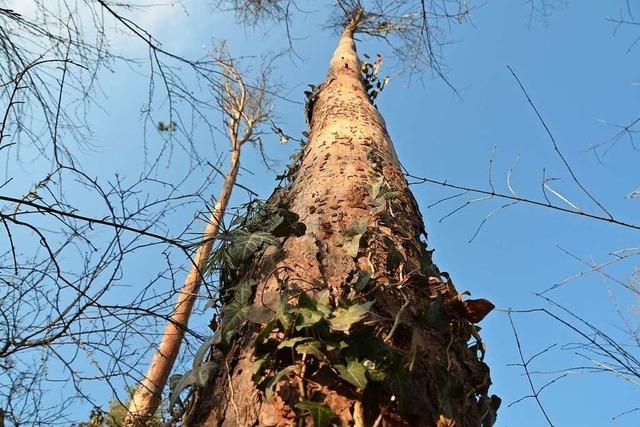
2 1 639 426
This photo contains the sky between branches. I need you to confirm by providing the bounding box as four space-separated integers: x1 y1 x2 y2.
3 1 639 426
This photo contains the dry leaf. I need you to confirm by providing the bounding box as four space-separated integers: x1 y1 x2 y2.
436 414 456 427
462 299 495 323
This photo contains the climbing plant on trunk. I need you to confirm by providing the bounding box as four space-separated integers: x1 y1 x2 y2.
125 49 273 426
174 9 499 427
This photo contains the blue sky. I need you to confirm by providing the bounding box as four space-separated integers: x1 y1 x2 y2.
2 1 640 426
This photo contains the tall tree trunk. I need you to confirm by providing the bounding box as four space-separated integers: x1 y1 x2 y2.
126 143 241 424
189 12 497 427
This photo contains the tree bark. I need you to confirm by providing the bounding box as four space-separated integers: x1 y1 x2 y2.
126 144 241 424
189 13 496 427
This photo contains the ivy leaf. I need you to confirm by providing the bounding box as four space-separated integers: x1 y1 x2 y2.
293 307 324 330
193 361 218 386
266 211 285 232
344 217 368 236
265 365 296 400
251 358 267 375
372 197 386 214
383 236 403 271
480 394 502 427
232 279 256 305
362 359 386 381
296 340 326 360
276 285 292 331
270 208 306 237
367 176 384 200
221 302 250 343
289 148 304 162
326 338 350 351
297 291 316 309
329 301 374 332
193 334 219 368
315 289 332 317
294 291 325 329
277 337 311 350
254 319 276 344
251 356 271 382
228 230 280 263
336 218 369 258
169 361 218 409
342 234 363 258
335 358 368 389
295 401 337 427
354 271 372 292
381 190 403 200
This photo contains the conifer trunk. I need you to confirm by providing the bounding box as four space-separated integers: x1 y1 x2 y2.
189 13 496 427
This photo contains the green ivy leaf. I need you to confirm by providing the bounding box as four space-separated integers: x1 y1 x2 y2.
297 291 316 309
315 289 332 317
265 365 296 400
289 148 304 162
251 358 267 375
362 359 386 381
232 279 256 305
168 374 182 392
354 271 372 292
276 285 292 331
228 230 280 263
342 234 363 258
381 190 403 200
383 236 403 271
295 340 326 360
372 198 386 214
326 338 350 351
251 356 271 382
169 361 218 409
270 208 306 237
345 218 369 236
329 301 374 332
295 401 337 427
193 335 219 369
277 336 311 350
254 319 276 344
293 306 324 330
367 176 384 200
480 394 502 427
336 358 368 389
336 218 369 258
221 302 250 343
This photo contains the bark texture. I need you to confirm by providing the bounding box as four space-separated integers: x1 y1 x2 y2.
189 15 495 427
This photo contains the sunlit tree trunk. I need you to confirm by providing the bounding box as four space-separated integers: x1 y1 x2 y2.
189 11 497 427
126 144 240 424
